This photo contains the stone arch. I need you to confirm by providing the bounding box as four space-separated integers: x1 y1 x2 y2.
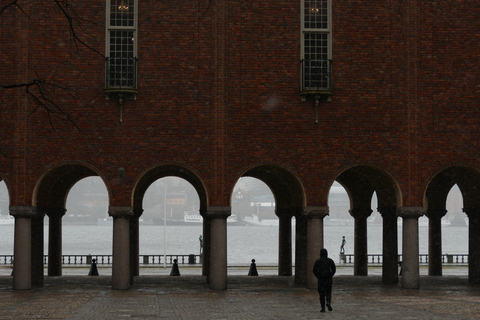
35 163 108 209
335 164 401 283
131 163 208 278
425 165 480 284
0 176 12 221
240 163 305 213
31 162 107 285
239 163 305 279
132 163 208 213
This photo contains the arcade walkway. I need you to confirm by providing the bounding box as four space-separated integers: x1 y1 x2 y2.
0 266 477 319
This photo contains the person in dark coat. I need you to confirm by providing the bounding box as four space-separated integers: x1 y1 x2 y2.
313 248 336 312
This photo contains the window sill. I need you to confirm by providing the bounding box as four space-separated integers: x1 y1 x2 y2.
300 89 333 102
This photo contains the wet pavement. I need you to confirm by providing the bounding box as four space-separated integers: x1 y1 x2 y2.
0 266 478 319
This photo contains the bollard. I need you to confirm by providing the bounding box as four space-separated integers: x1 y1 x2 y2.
248 259 258 276
88 259 99 276
170 259 181 276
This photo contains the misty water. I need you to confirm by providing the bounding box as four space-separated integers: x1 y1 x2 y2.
0 178 469 265
0 223 469 265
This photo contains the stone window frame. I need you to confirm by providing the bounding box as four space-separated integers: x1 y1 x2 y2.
105 0 138 90
301 0 332 92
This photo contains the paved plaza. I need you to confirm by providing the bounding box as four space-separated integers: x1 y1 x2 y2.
0 266 478 319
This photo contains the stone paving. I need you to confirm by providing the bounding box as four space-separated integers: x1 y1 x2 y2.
0 267 478 320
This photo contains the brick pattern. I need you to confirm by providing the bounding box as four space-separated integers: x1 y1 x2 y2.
0 1 479 206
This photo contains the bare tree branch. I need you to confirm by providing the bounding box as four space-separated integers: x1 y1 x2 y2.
0 0 23 14
53 0 104 57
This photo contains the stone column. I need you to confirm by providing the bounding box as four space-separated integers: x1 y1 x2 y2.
206 206 230 290
294 214 307 285
109 206 134 290
30 211 45 286
47 208 66 277
276 208 292 276
131 208 143 278
350 208 372 276
305 206 329 289
378 207 398 284
202 214 210 277
464 208 480 285
398 207 424 289
10 206 36 290
426 209 447 276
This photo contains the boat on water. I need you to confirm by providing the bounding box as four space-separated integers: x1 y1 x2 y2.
98 217 148 226
155 211 240 226
242 215 279 226
242 214 297 227
0 215 14 226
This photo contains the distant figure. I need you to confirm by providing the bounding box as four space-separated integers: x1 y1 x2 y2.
199 235 203 255
313 248 336 313
170 259 181 276
88 259 99 276
248 259 258 276
340 236 346 254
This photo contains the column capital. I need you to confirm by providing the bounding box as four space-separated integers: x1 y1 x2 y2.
38 207 66 219
108 206 134 219
133 207 144 218
9 205 37 218
426 208 447 219
463 208 480 218
349 208 373 219
397 206 426 219
276 207 302 219
206 206 231 219
378 207 397 218
303 206 329 219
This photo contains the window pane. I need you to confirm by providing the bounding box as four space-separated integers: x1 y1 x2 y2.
110 0 135 27
304 0 328 29
108 30 135 87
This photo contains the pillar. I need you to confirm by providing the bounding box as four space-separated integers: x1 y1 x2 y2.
277 208 292 276
305 206 328 289
350 208 372 276
47 208 66 277
10 206 36 290
31 211 45 286
398 207 424 289
427 209 447 276
202 213 210 277
378 207 398 284
464 208 480 285
294 213 307 285
206 206 230 290
131 208 142 278
109 206 133 290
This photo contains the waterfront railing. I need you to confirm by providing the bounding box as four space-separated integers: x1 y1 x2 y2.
0 254 201 266
340 253 468 264
0 254 469 266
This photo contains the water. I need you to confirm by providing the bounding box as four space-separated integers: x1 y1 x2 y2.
0 224 469 265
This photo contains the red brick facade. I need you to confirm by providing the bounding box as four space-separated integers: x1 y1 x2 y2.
1 1 480 289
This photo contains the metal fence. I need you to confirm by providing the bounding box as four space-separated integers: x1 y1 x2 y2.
339 254 469 264
0 253 468 266
0 254 201 266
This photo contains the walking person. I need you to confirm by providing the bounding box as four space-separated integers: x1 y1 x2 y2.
313 248 336 312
